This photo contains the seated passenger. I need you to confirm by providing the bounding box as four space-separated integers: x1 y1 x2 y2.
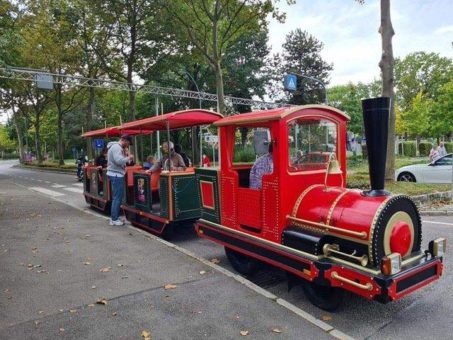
174 144 191 167
249 143 273 190
143 155 155 170
146 141 186 173
95 147 108 168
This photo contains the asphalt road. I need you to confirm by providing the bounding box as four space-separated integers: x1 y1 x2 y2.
2 160 452 340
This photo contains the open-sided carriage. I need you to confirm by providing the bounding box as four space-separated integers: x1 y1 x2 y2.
194 98 446 310
81 126 150 213
118 109 223 238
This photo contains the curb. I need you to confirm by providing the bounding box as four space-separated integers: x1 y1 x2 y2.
14 164 75 175
420 210 453 216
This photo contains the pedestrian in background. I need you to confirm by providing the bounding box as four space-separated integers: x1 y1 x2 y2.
429 144 440 163
107 134 134 226
438 142 447 157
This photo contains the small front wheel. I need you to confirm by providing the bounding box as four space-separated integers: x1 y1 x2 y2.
302 281 343 311
224 247 260 275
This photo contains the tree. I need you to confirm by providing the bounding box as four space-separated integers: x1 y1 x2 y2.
160 0 282 113
328 82 377 134
395 52 453 112
278 29 333 104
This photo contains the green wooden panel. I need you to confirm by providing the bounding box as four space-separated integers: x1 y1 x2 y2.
173 174 201 221
195 168 221 224
159 176 169 219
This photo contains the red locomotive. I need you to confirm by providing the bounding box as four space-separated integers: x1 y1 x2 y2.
194 97 445 310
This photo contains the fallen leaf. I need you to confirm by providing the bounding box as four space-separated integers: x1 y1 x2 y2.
164 284 177 290
321 315 332 321
141 330 151 340
83 262 91 265
100 267 111 273
96 299 108 305
240 330 249 336
272 328 282 333
112 312 117 316
69 309 77 313
4 289 9 293
59 328 65 332
59 309 64 312
88 304 95 307
91 285 96 289
199 270 206 275
38 310 44 314
210 258 220 264
117 263 123 267
34 320 40 326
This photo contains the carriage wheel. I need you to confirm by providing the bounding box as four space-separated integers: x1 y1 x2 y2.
224 247 260 275
302 281 343 311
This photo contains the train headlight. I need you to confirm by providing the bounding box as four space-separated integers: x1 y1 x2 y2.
429 238 447 257
381 253 401 276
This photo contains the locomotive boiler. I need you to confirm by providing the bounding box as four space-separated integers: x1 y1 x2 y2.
195 97 445 310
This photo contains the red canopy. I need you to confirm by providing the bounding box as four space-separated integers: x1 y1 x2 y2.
81 126 152 138
121 109 223 131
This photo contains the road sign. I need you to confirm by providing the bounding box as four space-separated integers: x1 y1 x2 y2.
35 73 54 90
284 74 297 92
94 139 105 149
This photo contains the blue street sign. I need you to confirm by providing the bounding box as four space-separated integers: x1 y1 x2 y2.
94 139 105 149
284 74 298 92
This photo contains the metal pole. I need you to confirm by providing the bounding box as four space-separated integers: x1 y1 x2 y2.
292 72 327 104
184 71 202 109
155 98 161 159
166 121 171 172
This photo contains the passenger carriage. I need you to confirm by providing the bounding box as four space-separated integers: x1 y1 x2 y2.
119 109 223 238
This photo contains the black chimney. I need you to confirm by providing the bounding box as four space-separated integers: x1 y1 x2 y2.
362 97 391 197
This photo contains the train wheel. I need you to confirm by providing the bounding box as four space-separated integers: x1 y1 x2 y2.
302 281 343 311
224 247 260 275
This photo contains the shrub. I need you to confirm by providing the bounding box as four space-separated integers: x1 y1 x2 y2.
445 142 453 153
418 142 431 157
399 141 416 157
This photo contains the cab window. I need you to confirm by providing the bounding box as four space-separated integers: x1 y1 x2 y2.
288 119 337 172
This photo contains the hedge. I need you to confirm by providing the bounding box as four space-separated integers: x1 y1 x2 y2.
445 142 453 153
418 142 431 157
398 141 416 157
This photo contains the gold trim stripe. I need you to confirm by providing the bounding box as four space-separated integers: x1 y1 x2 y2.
291 184 323 216
326 189 348 225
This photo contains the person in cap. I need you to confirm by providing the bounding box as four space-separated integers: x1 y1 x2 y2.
106 134 134 226
147 141 186 173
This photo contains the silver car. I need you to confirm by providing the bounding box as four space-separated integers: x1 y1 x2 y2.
395 154 452 183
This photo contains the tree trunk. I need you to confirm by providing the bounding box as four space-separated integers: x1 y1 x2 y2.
35 114 43 164
12 113 25 163
86 86 95 160
215 61 225 114
379 0 395 182
55 84 65 165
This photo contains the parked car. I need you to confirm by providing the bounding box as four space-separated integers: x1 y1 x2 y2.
395 153 452 183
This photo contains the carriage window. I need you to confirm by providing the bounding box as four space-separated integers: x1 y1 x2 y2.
233 127 271 165
288 119 337 172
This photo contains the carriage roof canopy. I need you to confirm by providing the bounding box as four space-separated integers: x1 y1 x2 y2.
214 105 350 126
121 109 223 131
81 126 152 138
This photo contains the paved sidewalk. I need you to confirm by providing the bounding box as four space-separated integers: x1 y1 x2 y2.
0 179 339 339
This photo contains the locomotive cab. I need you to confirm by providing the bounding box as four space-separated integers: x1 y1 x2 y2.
195 101 445 310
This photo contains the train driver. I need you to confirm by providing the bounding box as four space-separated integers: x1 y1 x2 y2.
249 143 273 190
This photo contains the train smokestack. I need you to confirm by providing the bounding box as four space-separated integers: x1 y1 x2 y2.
362 97 391 197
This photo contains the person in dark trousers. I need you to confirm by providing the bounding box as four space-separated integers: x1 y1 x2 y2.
174 144 191 167
106 134 134 226
76 154 88 180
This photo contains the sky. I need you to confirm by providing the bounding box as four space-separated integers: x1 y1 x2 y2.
268 0 453 86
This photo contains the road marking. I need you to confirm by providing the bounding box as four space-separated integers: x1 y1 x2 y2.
37 179 43 182
30 187 64 197
422 220 453 227
44 181 51 184
63 187 83 194
72 183 83 187
51 184 65 188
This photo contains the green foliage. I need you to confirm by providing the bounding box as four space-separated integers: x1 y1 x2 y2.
271 29 333 104
398 141 416 157
0 124 16 151
444 142 453 153
418 142 431 157
233 146 255 163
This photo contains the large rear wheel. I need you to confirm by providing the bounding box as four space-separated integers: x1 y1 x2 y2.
224 247 260 275
302 281 343 311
